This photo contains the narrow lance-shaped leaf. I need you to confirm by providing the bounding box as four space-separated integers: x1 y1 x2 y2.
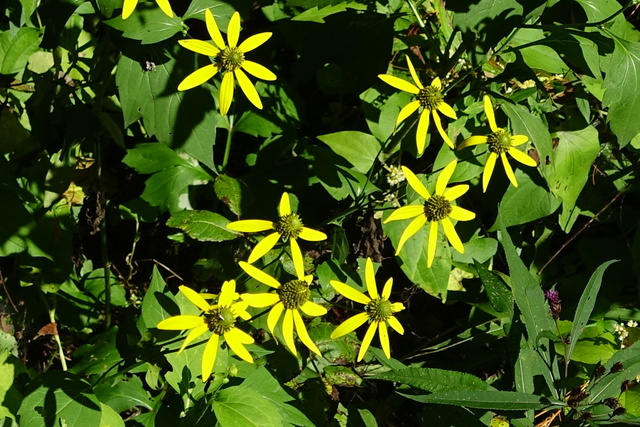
399 390 560 411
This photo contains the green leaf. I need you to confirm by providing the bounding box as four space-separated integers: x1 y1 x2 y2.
0 108 30 154
291 3 366 23
0 351 24 420
141 266 178 330
140 165 212 213
183 0 235 23
588 341 640 405
98 403 125 427
214 175 249 216
602 39 640 145
475 261 513 315
374 368 491 392
0 27 42 75
317 131 381 174
166 210 238 242
508 28 568 73
567 261 618 361
122 143 188 174
213 386 283 427
17 371 102 427
400 390 554 411
106 9 182 44
69 327 122 376
94 375 152 413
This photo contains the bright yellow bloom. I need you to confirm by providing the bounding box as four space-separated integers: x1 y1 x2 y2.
384 160 475 268
238 248 327 356
378 56 457 155
457 95 537 192
226 192 327 269
177 10 277 115
330 258 404 361
157 281 254 382
122 0 173 19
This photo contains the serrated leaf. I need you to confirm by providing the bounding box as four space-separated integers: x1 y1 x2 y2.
166 210 238 242
374 368 491 392
317 131 381 174
400 390 555 410
0 27 42 75
213 386 283 427
106 8 182 44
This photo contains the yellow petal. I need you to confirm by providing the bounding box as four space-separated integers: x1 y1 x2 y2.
179 39 221 57
378 74 420 94
509 147 537 167
435 159 457 195
267 302 284 333
247 232 281 263
227 219 274 232
122 0 137 19
218 280 236 307
205 9 226 50
299 227 327 241
232 301 252 320
416 109 430 155
378 321 390 359
282 309 297 355
483 95 498 132
228 327 254 344
430 77 442 90
219 71 235 115
290 238 305 280
235 68 262 109
201 333 219 382
387 316 404 334
242 60 277 81
457 135 488 150
239 261 281 289
154 0 173 18
511 134 529 146
381 277 393 299
391 302 405 312
330 280 370 305
442 217 464 254
364 257 379 300
241 292 280 308
482 152 497 192
157 315 204 330
179 285 211 312
433 110 454 148
405 56 424 89
427 221 439 268
178 324 208 353
357 322 378 362
501 152 518 187
401 166 431 200
449 206 476 222
300 301 327 317
444 184 469 201
437 101 457 120
395 215 427 255
293 309 321 355
278 192 291 216
177 64 219 91
225 328 254 363
331 312 369 338
396 101 420 126
239 32 272 53
384 205 424 223
227 12 241 48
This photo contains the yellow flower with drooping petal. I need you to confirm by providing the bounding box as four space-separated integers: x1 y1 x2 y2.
384 160 475 268
457 95 538 192
378 55 457 155
330 258 405 361
226 192 327 270
177 10 277 115
122 0 173 19
157 281 254 382
238 248 327 356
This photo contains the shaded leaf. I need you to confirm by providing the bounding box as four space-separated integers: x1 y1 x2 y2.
167 210 238 242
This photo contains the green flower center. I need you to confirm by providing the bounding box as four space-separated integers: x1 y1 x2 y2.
278 279 310 310
276 213 304 240
487 129 513 154
204 306 236 335
218 47 245 71
365 298 393 322
417 86 443 111
424 195 452 222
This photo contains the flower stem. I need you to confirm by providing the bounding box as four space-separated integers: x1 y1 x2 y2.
221 114 235 173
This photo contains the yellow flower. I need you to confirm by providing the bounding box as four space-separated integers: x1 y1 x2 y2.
378 56 457 155
122 0 173 19
157 281 254 382
384 160 475 268
177 10 277 115
238 248 327 356
457 95 538 192
330 258 405 361
226 192 327 270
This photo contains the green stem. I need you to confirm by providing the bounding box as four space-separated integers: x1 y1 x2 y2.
96 143 111 328
221 115 235 173
39 292 68 371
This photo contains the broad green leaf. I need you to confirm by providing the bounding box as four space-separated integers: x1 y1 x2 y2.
602 39 640 145
27 51 54 74
214 174 249 216
0 27 42 75
213 386 283 427
141 266 178 330
17 371 102 427
374 368 491 392
0 351 24 420
318 131 381 174
508 28 568 73
98 403 125 427
122 143 188 174
69 327 122 376
94 375 152 413
140 165 212 213
475 261 513 315
166 210 238 242
106 9 182 44
291 3 366 23
575 0 640 43
542 29 604 78
183 0 236 23
308 321 359 364
567 260 617 361
400 390 555 411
